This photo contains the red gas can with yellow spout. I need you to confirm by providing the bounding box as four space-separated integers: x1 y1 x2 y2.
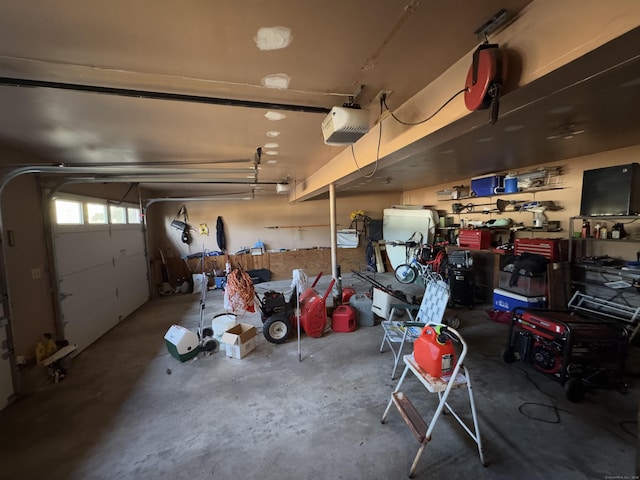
413 324 457 377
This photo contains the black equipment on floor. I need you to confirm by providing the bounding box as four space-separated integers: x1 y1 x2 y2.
448 266 475 308
503 307 628 402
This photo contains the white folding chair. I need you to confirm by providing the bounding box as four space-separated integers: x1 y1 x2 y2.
379 278 450 379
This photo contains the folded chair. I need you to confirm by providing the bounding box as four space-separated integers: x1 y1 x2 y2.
379 277 450 379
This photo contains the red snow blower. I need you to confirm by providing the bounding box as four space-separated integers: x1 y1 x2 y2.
260 272 335 343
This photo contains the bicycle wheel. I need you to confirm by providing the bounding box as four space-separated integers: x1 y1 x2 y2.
394 264 418 284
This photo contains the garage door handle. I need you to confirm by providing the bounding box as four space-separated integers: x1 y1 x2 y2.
59 292 73 301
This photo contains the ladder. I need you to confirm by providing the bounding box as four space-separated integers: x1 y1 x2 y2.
381 327 485 477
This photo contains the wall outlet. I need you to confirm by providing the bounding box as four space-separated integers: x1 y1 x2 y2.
31 268 41 280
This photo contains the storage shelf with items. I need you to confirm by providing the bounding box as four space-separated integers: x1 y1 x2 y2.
436 167 565 232
568 215 640 262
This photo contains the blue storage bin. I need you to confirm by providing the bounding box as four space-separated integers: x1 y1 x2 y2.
493 288 546 312
471 174 505 197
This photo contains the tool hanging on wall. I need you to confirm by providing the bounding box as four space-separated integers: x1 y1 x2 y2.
464 38 507 124
170 205 192 244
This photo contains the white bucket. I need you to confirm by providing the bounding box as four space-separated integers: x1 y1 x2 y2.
212 313 237 338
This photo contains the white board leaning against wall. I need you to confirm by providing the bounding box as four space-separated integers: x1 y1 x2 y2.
51 196 148 353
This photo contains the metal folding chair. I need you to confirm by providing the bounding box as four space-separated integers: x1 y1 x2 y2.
379 278 450 379
381 326 485 477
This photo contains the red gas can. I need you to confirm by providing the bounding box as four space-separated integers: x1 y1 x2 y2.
341 286 356 304
332 305 357 332
413 325 457 377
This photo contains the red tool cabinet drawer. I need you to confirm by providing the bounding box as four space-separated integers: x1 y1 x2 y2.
458 229 491 250
514 238 568 262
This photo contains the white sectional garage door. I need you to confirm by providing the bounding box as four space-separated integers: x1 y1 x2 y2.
52 223 148 353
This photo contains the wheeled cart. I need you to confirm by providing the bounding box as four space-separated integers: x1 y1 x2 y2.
381 327 485 478
503 307 628 402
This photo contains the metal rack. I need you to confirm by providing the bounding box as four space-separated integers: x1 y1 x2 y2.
568 290 640 342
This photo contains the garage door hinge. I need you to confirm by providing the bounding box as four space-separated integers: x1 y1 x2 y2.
0 317 8 328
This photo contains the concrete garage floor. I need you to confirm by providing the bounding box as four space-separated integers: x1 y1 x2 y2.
0 272 638 480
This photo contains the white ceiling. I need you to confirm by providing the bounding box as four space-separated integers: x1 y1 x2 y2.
0 1 638 200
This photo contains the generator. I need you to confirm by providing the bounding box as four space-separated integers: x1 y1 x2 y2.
503 307 628 402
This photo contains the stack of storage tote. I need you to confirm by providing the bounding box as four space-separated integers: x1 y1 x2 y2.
493 253 548 312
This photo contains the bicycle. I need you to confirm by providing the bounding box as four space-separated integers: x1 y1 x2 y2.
392 238 448 284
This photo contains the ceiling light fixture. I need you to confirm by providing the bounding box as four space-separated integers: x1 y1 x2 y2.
255 26 292 51
265 111 286 121
547 124 585 140
265 151 278 155
548 106 573 115
264 142 279 148
267 160 277 164
266 131 280 137
262 74 291 89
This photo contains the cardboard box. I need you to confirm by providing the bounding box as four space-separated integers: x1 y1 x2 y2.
221 323 257 359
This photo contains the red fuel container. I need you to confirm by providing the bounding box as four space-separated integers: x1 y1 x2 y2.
341 286 356 304
332 305 357 332
413 325 457 377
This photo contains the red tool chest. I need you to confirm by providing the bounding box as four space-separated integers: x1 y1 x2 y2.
514 238 568 262
458 229 491 249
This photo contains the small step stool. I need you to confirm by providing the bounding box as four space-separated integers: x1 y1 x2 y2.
381 327 485 478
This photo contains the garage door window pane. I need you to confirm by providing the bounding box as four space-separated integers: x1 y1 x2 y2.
87 203 107 224
127 208 141 224
55 199 83 225
110 205 126 224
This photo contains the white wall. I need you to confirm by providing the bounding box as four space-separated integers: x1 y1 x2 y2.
145 191 402 262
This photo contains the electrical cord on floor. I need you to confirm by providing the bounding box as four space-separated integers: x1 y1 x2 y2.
478 350 571 424
479 351 638 441
619 420 637 438
515 366 574 424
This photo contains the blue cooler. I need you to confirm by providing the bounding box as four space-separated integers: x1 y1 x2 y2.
471 174 505 197
471 175 504 197
493 288 547 312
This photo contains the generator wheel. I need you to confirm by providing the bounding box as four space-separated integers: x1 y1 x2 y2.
502 347 515 363
565 378 585 403
395 264 417 284
263 314 291 344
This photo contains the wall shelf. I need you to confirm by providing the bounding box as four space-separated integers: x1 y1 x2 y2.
567 215 640 264
438 186 564 202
